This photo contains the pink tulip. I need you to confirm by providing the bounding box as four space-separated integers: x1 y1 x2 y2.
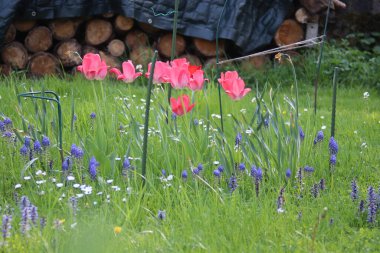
218 71 251 100
170 94 195 116
188 69 205 91
77 53 108 80
110 60 142 83
170 67 190 89
171 58 189 69
145 61 170 84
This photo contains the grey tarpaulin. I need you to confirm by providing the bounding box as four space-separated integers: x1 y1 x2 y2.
0 0 293 54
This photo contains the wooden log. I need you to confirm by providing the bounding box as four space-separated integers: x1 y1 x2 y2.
49 19 78 40
295 8 319 24
107 39 126 57
157 33 186 58
55 39 82 67
203 57 229 69
138 22 161 35
85 19 113 46
25 26 53 53
193 38 225 57
124 29 149 51
13 20 37 32
274 19 304 46
4 24 16 44
299 0 346 14
180 54 202 66
82 45 99 55
129 46 154 67
241 55 270 72
29 52 60 76
0 42 28 69
0 64 12 76
114 15 134 33
99 51 121 68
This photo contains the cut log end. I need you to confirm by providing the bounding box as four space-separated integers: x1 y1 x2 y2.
124 29 149 51
129 46 154 67
274 19 304 46
99 51 121 69
107 39 126 57
56 39 82 67
29 52 60 77
13 20 37 32
1 42 28 69
85 19 113 46
49 19 78 40
157 33 186 58
25 26 53 53
241 55 270 72
4 24 16 44
193 38 225 57
114 15 134 33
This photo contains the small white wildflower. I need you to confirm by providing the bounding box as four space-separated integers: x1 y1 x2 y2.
240 109 247 114
126 187 132 195
354 130 358 134
167 175 173 181
76 193 84 198
24 176 31 180
320 116 325 119
93 201 97 205
36 170 46 176
304 108 308 112
106 179 114 184
361 142 368 148
277 208 285 213
245 129 253 135
51 178 57 183
67 176 75 181
211 114 221 119
56 183 64 188
73 183 80 188
213 161 220 165
15 184 22 189
115 157 121 161
61 193 66 198
227 114 232 117
38 191 45 195
112 186 121 191
36 180 47 185
321 125 326 130
97 192 103 195
83 186 92 195
122 198 127 202
363 92 369 99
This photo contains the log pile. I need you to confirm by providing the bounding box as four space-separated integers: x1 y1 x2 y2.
0 0 346 77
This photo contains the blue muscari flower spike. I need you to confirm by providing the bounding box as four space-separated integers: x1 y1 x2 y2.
350 179 358 201
2 131 12 138
88 156 99 180
20 196 30 211
304 166 314 173
367 186 377 223
2 214 12 239
238 163 245 171
193 118 199 126
235 132 242 147
90 112 96 119
263 118 269 128
62 157 70 171
158 210 166 220
192 168 200 175
24 136 31 148
34 140 42 152
213 169 221 177
299 126 305 141
3 117 12 126
0 121 4 132
217 165 224 173
314 131 324 144
41 136 50 147
228 175 238 192
286 168 291 178
30 205 38 225
181 170 188 179
20 145 28 156
329 137 338 155
197 163 203 171
161 169 166 176
171 113 177 120
330 154 337 166
250 165 257 177
256 168 263 181
123 157 131 169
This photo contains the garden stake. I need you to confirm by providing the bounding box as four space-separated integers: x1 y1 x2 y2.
166 0 180 123
330 67 338 137
17 91 63 163
215 0 229 133
141 50 158 186
313 0 332 115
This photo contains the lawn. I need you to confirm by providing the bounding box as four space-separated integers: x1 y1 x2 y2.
0 48 379 252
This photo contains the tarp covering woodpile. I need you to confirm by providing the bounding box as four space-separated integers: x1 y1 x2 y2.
0 0 293 54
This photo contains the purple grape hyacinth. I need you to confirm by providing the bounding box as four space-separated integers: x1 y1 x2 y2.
158 210 166 220
228 175 238 193
351 179 358 201
88 156 99 180
181 170 188 179
286 168 291 179
2 214 12 239
314 131 324 144
329 137 339 155
299 126 305 141
41 136 50 148
20 145 28 156
34 140 42 153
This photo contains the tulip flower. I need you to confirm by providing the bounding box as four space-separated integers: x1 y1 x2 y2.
110 60 142 83
218 71 251 100
170 94 195 116
145 61 170 84
77 53 108 80
188 69 205 91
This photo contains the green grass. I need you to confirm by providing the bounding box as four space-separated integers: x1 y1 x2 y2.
0 51 379 252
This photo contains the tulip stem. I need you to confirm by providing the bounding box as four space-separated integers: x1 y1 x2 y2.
141 51 158 186
215 0 228 133
331 67 338 137
167 0 180 123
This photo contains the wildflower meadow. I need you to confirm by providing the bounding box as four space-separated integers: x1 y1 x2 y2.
0 45 379 252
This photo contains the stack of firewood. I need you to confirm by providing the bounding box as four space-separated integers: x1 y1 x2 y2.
0 0 346 77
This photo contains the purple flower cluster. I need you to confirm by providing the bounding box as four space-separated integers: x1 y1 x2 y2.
277 187 285 213
2 215 12 240
71 144 84 159
88 156 99 180
41 136 50 148
299 126 305 141
19 196 39 235
313 131 324 145
228 175 238 193
351 180 358 201
367 186 377 224
329 137 339 155
235 132 242 147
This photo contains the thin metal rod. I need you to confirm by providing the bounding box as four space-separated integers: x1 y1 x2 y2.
314 0 332 115
218 36 324 65
141 51 158 185
330 67 338 137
